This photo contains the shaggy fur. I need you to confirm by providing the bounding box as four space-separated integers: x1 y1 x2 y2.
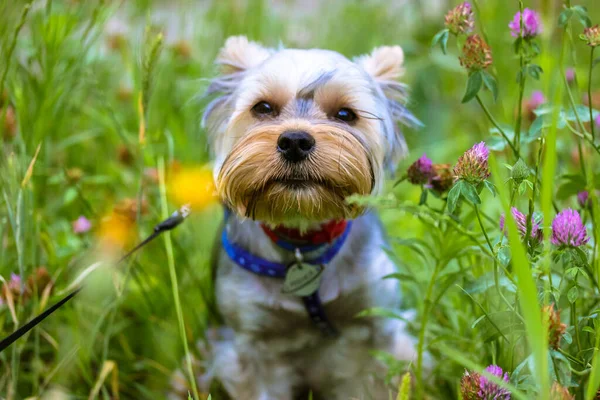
201 36 419 399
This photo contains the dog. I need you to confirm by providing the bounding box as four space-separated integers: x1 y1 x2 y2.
201 36 419 400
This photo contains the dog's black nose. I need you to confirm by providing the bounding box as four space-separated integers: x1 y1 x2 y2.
277 131 315 162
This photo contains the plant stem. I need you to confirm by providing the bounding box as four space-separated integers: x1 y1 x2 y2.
476 94 519 159
514 1 526 154
589 46 596 141
158 157 200 400
415 258 445 398
474 205 494 253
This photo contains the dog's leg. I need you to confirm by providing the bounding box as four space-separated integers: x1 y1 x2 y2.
205 329 297 400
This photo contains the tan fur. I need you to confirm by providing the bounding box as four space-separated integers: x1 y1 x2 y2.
356 45 405 81
216 121 372 224
216 35 271 74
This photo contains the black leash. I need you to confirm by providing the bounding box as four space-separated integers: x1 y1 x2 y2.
0 204 191 353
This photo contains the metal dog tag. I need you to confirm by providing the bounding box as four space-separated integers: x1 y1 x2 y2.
282 262 324 296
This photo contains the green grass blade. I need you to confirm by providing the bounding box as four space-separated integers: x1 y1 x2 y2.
490 155 549 398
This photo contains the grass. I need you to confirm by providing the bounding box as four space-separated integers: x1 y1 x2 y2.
1 0 600 399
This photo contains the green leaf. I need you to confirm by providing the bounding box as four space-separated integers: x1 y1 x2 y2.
461 181 481 205
497 246 511 267
583 326 596 334
527 64 543 80
527 115 545 140
482 70 499 101
419 189 428 205
447 181 462 213
563 105 599 123
462 71 483 103
572 5 592 27
431 29 450 54
483 180 497 197
568 286 579 303
558 8 573 27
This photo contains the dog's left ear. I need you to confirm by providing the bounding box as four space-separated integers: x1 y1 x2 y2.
356 46 418 171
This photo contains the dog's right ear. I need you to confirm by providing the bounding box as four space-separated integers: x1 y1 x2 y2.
216 36 271 74
203 36 271 133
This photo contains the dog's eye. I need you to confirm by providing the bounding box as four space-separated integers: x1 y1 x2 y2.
335 108 357 123
252 101 275 116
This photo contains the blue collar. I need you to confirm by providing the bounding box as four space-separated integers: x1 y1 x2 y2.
221 210 352 337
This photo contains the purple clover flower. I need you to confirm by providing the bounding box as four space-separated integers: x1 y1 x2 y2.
577 191 589 208
444 2 475 36
509 8 542 38
530 91 545 109
499 207 543 243
581 25 600 47
595 113 600 129
453 142 490 184
479 365 511 399
551 209 589 247
565 68 575 84
73 216 92 234
407 154 434 185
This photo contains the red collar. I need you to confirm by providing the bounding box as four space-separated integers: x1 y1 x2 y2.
260 220 349 247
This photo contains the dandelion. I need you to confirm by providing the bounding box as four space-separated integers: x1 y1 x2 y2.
551 209 589 248
479 365 511 399
577 191 589 208
453 142 490 184
565 68 575 84
444 2 475 36
168 166 216 210
407 154 434 185
459 34 493 71
509 8 542 38
499 207 543 244
580 25 600 47
428 163 453 193
97 212 136 252
543 304 566 350
72 216 92 234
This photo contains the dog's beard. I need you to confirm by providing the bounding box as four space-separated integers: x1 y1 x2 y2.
216 124 374 224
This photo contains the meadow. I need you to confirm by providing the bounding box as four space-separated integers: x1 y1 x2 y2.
1 0 600 398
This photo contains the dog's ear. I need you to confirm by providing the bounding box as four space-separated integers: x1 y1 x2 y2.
357 45 405 82
216 36 271 74
203 36 272 135
356 46 419 172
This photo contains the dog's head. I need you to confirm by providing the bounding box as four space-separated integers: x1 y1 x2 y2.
204 36 416 225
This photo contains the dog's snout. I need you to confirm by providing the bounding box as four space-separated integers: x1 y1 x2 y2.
277 131 315 162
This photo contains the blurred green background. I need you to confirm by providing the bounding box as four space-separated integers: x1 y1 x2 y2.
1 0 599 398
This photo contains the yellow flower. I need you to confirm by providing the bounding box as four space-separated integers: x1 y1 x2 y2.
97 212 135 251
168 166 217 211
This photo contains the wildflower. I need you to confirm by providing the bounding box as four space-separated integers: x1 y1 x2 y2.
72 216 92 234
97 212 136 251
565 68 575 84
523 90 545 121
479 365 511 399
595 114 600 129
428 163 453 193
543 304 567 350
444 2 475 36
580 25 600 47
2 273 23 299
117 145 134 165
499 207 543 243
407 154 434 185
510 159 530 184
551 209 589 248
168 166 216 210
459 34 493 71
461 370 482 400
509 8 542 38
550 382 573 400
453 142 490 184
66 167 84 183
577 191 589 208
2 105 16 140
115 198 149 222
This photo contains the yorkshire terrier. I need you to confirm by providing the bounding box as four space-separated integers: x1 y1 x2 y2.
201 36 419 400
